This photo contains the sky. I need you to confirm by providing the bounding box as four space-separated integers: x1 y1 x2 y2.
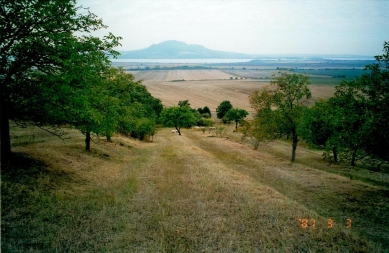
76 0 389 56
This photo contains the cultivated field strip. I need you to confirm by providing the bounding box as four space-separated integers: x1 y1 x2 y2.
129 70 238 83
143 79 269 114
135 70 336 112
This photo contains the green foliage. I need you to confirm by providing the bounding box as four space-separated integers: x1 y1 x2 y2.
160 106 198 135
197 106 212 118
0 0 163 152
197 117 214 127
178 100 190 107
216 101 233 119
299 99 340 163
299 42 389 167
1 0 122 154
223 108 248 132
249 71 311 162
134 118 156 141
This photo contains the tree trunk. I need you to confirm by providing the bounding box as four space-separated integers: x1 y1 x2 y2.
106 134 111 142
332 146 338 163
1 85 11 160
235 121 238 132
176 127 181 136
351 146 358 166
291 135 299 162
85 131 91 151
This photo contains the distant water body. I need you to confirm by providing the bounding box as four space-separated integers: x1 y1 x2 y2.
111 57 374 63
111 59 253 63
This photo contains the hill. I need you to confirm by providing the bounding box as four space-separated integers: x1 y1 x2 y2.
3 123 389 251
118 40 257 59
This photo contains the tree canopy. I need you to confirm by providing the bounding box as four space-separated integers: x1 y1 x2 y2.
216 100 233 119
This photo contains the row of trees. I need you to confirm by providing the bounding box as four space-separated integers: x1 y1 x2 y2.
159 99 249 135
1 0 162 154
246 42 388 167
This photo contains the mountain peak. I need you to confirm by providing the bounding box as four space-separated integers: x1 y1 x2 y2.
118 40 255 59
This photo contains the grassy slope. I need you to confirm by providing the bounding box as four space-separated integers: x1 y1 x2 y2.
2 126 389 252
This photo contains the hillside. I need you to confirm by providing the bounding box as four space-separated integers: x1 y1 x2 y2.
118 40 257 59
3 124 389 252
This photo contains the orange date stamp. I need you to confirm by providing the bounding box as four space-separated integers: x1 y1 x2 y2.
298 218 352 229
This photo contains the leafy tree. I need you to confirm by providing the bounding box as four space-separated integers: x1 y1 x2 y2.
357 41 389 164
216 100 233 119
297 43 388 167
160 106 197 135
1 0 121 156
202 106 212 117
134 117 156 142
197 106 211 118
249 71 311 162
299 99 339 163
223 108 248 132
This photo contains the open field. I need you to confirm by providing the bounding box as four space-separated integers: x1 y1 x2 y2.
3 124 389 252
131 70 336 114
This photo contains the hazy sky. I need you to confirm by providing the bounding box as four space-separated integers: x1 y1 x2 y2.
77 0 388 56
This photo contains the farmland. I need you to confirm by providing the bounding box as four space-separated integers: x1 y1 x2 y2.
127 69 336 113
3 65 389 252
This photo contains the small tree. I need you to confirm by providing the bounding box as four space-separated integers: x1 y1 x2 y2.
197 106 212 118
223 108 248 132
216 100 233 119
178 100 190 107
160 106 197 135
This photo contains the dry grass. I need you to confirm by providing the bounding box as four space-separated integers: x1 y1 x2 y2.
2 124 388 252
2 69 387 252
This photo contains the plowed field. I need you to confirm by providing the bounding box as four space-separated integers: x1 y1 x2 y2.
131 70 335 115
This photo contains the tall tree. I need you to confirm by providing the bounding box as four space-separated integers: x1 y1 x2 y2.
249 71 311 162
0 0 121 156
324 41 389 166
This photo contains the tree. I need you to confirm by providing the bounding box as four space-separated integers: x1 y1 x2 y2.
178 100 190 107
223 108 248 132
325 43 389 166
249 71 311 162
160 106 197 135
197 106 211 118
1 0 121 156
216 100 233 119
299 99 339 163
358 41 389 164
298 42 388 167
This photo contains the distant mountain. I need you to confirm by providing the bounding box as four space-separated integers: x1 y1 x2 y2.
117 40 257 59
